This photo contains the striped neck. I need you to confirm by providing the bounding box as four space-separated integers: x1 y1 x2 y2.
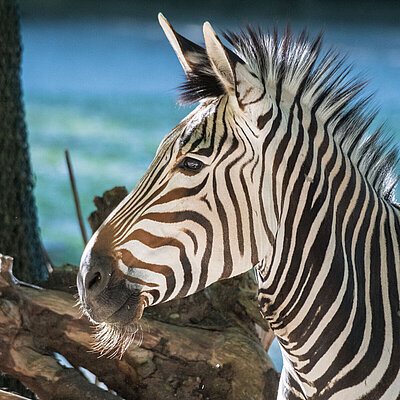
254 88 400 397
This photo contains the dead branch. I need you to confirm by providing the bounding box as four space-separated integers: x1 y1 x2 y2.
0 253 278 399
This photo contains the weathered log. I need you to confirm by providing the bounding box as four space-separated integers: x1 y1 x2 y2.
0 252 279 399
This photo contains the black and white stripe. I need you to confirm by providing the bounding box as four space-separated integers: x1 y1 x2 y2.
79 15 400 398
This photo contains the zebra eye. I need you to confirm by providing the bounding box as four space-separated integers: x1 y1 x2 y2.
180 157 204 172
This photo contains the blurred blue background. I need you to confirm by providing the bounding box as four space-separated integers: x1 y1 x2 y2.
19 0 400 373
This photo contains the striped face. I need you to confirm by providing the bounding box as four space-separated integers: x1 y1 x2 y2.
77 17 267 341
84 97 261 303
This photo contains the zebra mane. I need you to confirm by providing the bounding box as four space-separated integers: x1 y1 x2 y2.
179 27 399 203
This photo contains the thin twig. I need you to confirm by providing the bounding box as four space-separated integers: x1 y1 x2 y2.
41 242 54 273
65 150 88 246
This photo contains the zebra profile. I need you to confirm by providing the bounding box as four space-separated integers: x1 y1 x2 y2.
77 14 400 399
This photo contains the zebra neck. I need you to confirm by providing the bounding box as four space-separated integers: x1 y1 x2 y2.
257 177 400 397
250 93 400 396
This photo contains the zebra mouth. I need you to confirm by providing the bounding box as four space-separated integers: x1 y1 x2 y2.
91 295 146 358
103 292 146 326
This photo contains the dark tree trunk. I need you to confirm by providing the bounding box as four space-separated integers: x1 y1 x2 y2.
0 1 47 396
0 0 47 283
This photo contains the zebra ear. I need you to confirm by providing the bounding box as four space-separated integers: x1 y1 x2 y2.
203 22 264 107
203 22 237 96
158 13 207 75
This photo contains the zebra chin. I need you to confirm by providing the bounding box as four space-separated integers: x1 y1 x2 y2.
83 288 146 327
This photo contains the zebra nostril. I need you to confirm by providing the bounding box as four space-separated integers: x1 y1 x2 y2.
80 249 114 297
87 271 102 291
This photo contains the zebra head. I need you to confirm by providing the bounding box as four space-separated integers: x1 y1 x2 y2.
77 15 269 342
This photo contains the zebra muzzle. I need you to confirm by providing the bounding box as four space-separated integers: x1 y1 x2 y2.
77 247 145 326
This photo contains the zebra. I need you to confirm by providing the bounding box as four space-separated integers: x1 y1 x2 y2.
77 14 400 399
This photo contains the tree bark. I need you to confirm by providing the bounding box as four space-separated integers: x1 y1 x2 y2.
0 0 47 283
0 2 49 395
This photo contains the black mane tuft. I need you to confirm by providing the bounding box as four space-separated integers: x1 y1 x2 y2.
179 68 225 104
178 26 399 203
